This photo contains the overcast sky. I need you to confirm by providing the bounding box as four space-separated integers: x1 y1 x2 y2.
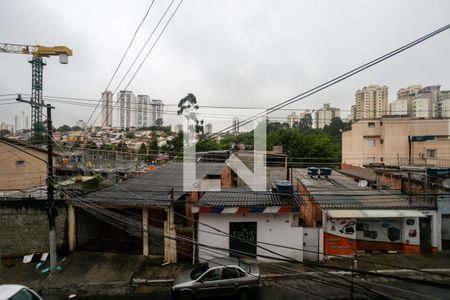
1 0 449 131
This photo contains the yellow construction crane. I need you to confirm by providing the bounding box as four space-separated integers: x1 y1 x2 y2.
0 43 72 142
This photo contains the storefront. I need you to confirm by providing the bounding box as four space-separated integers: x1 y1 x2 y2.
323 209 428 255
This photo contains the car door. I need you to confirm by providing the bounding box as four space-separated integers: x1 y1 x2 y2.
220 267 241 295
195 268 222 298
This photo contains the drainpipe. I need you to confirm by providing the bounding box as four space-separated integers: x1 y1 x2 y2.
408 136 412 165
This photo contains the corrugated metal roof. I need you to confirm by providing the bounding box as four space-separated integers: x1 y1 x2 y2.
294 168 435 210
196 188 303 207
325 209 427 218
78 162 226 208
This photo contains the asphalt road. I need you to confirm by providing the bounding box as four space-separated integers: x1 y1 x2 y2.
49 277 450 300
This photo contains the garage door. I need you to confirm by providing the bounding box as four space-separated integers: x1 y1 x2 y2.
229 222 257 258
76 208 142 254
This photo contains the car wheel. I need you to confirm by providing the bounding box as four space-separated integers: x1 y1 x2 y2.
239 289 250 300
178 291 193 300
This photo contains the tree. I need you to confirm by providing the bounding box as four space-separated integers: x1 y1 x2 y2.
155 118 163 127
0 129 11 136
71 126 82 131
84 141 97 149
148 133 159 161
177 93 204 134
323 117 352 140
57 125 71 132
297 113 313 132
138 143 147 162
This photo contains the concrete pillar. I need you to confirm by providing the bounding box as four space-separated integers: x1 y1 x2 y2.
68 204 76 252
143 208 149 256
164 207 177 263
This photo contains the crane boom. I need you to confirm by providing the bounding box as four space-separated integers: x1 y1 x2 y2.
0 42 72 142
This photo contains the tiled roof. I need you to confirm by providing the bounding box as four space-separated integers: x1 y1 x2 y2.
196 189 303 208
294 168 435 210
78 162 226 208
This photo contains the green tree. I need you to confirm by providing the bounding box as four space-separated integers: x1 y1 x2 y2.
84 141 98 149
138 143 147 162
0 129 11 136
177 93 203 134
297 113 313 132
57 124 71 132
148 133 159 161
71 126 82 131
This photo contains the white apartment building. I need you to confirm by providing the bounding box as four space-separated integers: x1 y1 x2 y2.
150 99 164 126
287 112 299 127
14 111 29 133
390 99 411 116
118 90 135 129
439 90 450 118
353 85 388 121
205 123 213 135
138 95 150 128
101 91 113 128
413 97 436 118
313 103 340 129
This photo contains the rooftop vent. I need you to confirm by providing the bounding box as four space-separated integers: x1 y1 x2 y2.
307 167 319 177
319 167 332 177
276 180 293 197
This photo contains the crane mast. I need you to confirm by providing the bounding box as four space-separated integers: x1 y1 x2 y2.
0 43 72 143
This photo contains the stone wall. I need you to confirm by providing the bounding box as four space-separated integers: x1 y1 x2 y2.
0 200 67 257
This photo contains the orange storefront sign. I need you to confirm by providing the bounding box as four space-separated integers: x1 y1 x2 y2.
324 233 356 255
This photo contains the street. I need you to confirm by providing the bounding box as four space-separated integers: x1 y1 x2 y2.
47 277 450 300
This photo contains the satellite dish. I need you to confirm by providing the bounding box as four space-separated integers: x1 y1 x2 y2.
358 180 368 188
443 179 450 189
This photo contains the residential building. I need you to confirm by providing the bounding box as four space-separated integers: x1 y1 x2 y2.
440 90 450 118
232 117 240 134
118 90 135 129
287 112 299 127
150 99 164 126
0 122 14 133
294 168 438 255
342 117 450 167
174 124 183 133
353 85 388 121
390 99 411 116
101 90 113 128
68 162 230 262
413 97 436 118
194 185 307 262
313 103 340 129
138 95 150 128
419 85 440 117
204 123 213 134
14 111 29 133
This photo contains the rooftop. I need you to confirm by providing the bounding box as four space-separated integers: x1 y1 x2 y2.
293 168 434 210
78 162 226 208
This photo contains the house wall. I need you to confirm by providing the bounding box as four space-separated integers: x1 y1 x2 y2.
198 213 304 262
0 200 67 257
0 141 49 190
342 118 450 167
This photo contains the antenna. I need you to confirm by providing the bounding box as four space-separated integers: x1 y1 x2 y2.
358 180 368 188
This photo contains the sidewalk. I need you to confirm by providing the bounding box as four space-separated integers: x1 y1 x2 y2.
2 251 450 298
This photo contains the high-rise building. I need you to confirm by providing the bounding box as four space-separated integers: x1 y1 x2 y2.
14 111 29 133
150 99 164 126
138 95 150 128
354 85 388 120
118 90 135 129
415 85 440 118
76 120 86 128
313 103 340 129
440 90 450 118
232 117 240 135
174 124 183 133
287 112 299 127
205 123 213 135
101 91 113 128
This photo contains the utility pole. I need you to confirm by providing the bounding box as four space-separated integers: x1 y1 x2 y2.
17 95 57 275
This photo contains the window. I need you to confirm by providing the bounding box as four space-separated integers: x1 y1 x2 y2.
368 139 376 147
368 122 375 128
10 288 41 300
222 267 239 280
380 157 384 162
380 139 384 144
201 269 220 282
380 121 383 126
427 149 437 158
15 160 25 167
367 157 375 164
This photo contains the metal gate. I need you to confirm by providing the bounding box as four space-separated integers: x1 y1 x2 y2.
229 222 257 258
420 216 432 253
303 227 320 262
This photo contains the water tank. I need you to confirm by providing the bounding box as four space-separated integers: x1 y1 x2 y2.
307 167 319 176
320 167 332 177
276 180 293 195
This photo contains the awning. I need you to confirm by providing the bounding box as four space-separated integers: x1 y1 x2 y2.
325 209 426 218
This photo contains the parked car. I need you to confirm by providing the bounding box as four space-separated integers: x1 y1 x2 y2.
0 284 44 300
172 257 260 300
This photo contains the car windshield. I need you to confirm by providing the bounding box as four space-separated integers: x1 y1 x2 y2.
190 263 209 280
239 261 251 273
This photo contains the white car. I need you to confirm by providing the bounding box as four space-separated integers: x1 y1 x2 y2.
0 284 44 300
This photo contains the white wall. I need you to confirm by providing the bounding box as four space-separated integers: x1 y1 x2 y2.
198 213 304 262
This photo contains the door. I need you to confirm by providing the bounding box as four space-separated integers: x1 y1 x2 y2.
229 222 257 258
196 268 222 298
420 216 432 253
148 209 164 255
303 227 320 262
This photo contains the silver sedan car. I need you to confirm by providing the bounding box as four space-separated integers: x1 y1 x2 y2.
172 257 260 300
